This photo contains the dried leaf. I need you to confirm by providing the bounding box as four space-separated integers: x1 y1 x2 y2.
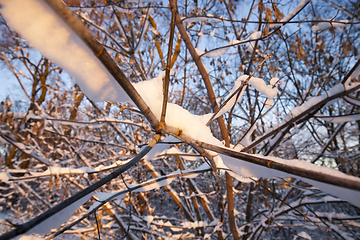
264 25 269 36
258 1 265 15
265 8 272 22
272 3 284 21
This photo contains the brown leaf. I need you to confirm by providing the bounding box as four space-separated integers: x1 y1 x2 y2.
265 8 272 22
264 25 269 36
273 3 284 21
258 1 265 15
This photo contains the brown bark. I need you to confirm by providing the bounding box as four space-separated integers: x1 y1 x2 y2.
226 172 239 240
43 0 160 131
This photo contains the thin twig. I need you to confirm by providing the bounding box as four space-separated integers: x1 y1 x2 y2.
206 52 274 126
160 1 177 124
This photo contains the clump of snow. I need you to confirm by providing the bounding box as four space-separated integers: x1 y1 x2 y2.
198 30 265 58
113 5 134 14
161 147 204 161
312 20 348 32
183 16 209 23
294 231 311 240
0 0 130 103
248 76 278 99
129 163 209 192
130 177 175 192
87 201 102 214
141 136 179 160
344 64 360 84
202 48 230 58
247 31 262 52
133 72 222 146
34 165 92 177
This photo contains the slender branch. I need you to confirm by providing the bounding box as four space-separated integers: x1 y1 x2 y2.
161 1 177 123
242 82 360 152
206 52 273 126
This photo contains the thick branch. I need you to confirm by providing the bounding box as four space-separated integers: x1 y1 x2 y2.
43 0 160 131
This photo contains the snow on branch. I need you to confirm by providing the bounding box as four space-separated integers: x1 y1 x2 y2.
92 162 211 205
0 131 50 166
198 142 360 208
0 0 130 103
243 82 360 151
281 0 312 23
0 135 160 239
0 0 163 131
314 113 360 123
208 53 276 124
50 163 212 237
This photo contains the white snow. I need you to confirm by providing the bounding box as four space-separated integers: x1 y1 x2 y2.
0 172 11 182
0 0 130 103
1 0 224 149
218 151 360 208
281 0 311 23
134 17 150 53
268 131 283 146
345 64 360 84
27 193 93 235
93 163 210 204
312 20 348 32
141 136 179 160
248 31 262 52
183 17 209 23
129 163 209 192
19 235 44 240
130 177 175 192
240 123 257 147
271 82 360 134
212 75 277 121
87 201 102 214
195 48 205 56
202 48 230 58
133 72 223 146
35 165 91 176
212 75 246 121
344 96 360 106
314 113 360 123
294 231 311 240
248 76 278 99
229 39 242 45
283 83 347 122
160 147 203 161
113 5 134 13
198 31 264 58
95 192 126 202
